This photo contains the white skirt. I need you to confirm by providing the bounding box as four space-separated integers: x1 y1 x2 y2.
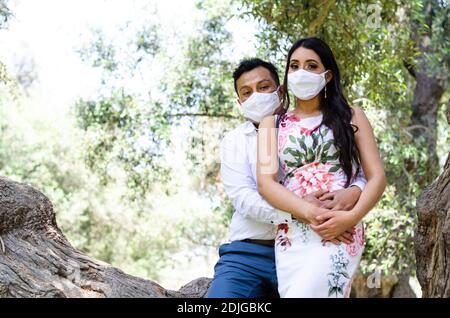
275 220 365 298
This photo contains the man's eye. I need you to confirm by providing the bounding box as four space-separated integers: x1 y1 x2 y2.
290 64 298 70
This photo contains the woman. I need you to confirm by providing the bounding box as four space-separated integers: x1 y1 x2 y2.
256 37 386 298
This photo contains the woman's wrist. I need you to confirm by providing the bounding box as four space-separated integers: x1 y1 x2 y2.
348 208 363 225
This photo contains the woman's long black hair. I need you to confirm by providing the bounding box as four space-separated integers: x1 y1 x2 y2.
281 37 361 187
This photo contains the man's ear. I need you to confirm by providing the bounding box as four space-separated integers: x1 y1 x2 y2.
325 71 333 84
277 85 284 98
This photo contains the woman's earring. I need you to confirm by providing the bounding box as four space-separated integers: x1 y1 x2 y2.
324 85 327 99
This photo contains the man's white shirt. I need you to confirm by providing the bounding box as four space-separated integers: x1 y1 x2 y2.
220 121 367 242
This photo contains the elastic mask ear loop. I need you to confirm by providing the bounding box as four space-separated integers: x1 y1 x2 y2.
323 71 329 99
274 86 284 110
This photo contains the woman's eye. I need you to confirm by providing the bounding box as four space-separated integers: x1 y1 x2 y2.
306 64 318 70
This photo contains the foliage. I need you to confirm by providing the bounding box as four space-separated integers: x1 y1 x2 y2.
75 22 171 197
0 0 11 30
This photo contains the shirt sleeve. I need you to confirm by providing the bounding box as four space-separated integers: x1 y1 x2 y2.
349 165 367 191
220 133 292 224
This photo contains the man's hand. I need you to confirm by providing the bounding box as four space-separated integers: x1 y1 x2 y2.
318 186 361 211
300 189 356 244
310 210 358 241
303 189 329 207
320 228 355 245
292 189 327 223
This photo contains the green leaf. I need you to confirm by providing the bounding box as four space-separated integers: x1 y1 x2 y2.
297 138 308 153
312 133 319 149
288 149 301 158
289 135 296 143
340 271 350 279
307 148 315 161
328 165 340 173
328 287 336 297
326 153 340 161
322 140 333 153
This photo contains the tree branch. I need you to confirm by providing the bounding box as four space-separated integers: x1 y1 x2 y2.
0 176 211 298
308 0 335 35
403 59 416 78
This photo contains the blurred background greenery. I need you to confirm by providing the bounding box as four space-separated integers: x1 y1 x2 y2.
0 0 448 294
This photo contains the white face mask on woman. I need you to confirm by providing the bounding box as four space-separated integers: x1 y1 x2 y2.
241 88 281 123
288 69 328 100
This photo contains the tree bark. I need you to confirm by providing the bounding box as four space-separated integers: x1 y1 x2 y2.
414 102 450 298
0 176 211 298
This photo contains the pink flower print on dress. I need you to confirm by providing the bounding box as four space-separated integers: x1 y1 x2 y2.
280 113 300 128
346 224 365 257
346 242 359 257
286 113 300 122
300 127 314 136
278 132 288 153
300 123 321 136
356 224 365 246
293 162 335 197
276 224 292 252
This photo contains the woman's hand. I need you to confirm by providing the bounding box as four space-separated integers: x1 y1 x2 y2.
301 190 357 244
310 210 359 241
300 205 330 226
318 186 361 211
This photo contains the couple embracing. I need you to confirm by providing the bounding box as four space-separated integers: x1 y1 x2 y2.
207 37 386 298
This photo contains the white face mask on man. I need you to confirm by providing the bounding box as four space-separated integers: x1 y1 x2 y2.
288 69 328 100
241 88 281 123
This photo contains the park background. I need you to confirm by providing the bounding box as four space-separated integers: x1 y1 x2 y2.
0 0 448 297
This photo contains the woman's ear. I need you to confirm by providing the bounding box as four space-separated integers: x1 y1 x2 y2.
325 71 333 84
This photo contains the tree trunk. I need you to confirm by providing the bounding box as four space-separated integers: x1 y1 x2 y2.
0 176 211 298
408 70 444 186
414 102 450 298
405 0 447 187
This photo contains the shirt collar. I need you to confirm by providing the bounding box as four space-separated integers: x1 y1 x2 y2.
242 121 258 135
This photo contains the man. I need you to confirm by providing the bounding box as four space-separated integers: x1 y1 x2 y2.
207 58 366 298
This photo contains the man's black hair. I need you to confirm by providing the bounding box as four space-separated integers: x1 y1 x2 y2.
233 58 280 95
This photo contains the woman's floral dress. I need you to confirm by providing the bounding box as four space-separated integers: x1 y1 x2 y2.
275 112 364 298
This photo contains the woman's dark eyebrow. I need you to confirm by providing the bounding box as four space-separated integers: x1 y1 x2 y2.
290 58 319 63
